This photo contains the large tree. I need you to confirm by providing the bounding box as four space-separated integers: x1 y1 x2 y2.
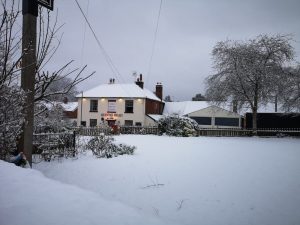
205 34 295 132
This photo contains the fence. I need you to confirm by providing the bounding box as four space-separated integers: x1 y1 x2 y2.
197 128 252 137
119 126 159 135
74 126 300 137
75 127 112 136
255 128 300 137
33 131 76 162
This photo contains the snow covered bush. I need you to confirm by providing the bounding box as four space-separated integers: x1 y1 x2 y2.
0 85 25 160
86 134 136 158
158 115 199 137
34 102 73 133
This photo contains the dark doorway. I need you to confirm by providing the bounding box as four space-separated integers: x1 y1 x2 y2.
107 120 116 126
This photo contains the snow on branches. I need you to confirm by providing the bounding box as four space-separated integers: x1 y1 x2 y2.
0 85 25 159
87 134 136 158
158 115 199 137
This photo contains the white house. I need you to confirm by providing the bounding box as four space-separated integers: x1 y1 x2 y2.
162 101 242 128
76 75 164 127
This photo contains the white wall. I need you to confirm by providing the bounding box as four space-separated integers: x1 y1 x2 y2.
77 97 148 126
187 106 241 128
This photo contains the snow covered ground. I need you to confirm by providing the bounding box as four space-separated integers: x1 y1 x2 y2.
1 135 300 225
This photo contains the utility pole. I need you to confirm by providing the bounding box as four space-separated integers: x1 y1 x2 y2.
21 0 53 166
21 0 38 166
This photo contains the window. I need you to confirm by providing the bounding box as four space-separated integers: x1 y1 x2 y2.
190 117 212 125
81 121 86 127
124 120 133 126
89 119 97 127
215 117 239 126
90 100 98 112
108 100 116 113
135 122 142 126
125 100 134 113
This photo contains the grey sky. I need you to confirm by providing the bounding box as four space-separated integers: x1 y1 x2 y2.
48 0 300 101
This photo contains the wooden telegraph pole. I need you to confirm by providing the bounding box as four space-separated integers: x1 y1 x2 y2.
21 0 53 166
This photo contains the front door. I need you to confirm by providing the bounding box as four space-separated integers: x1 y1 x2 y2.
107 120 116 127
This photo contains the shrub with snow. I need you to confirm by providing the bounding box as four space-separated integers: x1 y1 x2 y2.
158 115 199 137
0 85 25 160
87 134 136 158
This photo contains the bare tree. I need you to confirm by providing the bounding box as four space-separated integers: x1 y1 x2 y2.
205 34 295 132
0 0 25 160
277 65 300 112
0 0 22 87
0 0 94 160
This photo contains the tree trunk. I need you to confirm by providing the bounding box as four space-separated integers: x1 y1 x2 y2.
252 109 258 135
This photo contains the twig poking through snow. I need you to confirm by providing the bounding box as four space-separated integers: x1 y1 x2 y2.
176 199 188 211
141 175 164 189
141 183 164 189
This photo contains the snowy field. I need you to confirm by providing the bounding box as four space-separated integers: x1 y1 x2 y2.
1 135 300 225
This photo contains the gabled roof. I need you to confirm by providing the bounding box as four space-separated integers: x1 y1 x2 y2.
163 101 242 116
163 101 211 116
77 83 161 101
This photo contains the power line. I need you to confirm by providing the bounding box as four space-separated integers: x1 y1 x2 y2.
74 0 138 99
74 0 125 83
146 0 163 86
80 0 89 64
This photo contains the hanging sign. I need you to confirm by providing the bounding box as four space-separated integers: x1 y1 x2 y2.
37 0 54 10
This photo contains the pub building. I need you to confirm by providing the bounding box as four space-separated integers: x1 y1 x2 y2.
77 74 164 127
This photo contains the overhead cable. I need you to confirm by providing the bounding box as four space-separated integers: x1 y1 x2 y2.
74 0 125 83
146 0 163 86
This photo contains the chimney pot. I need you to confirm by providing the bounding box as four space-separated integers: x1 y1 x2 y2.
155 82 163 100
135 73 144 89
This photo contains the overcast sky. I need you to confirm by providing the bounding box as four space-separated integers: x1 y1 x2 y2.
47 0 300 101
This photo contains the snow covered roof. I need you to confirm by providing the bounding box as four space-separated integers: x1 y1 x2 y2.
147 114 164 122
39 101 78 112
60 102 78 112
163 101 211 116
163 101 244 116
77 83 161 102
164 101 289 116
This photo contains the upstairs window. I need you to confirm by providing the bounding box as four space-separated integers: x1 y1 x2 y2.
108 100 116 113
90 100 98 112
125 100 134 113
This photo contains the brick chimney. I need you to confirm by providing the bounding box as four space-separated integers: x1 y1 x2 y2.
135 74 144 89
109 78 115 84
155 82 163 101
